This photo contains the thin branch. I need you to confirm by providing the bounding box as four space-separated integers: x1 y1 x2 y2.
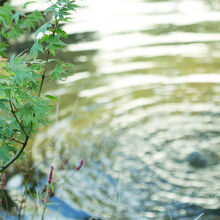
38 50 50 97
41 184 50 220
9 100 29 137
38 19 59 98
12 102 18 112
0 133 24 144
0 135 29 172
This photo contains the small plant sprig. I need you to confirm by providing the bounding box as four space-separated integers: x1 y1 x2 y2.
76 159 84 171
40 165 54 220
0 0 78 172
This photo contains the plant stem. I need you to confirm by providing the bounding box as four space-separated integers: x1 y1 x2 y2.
1 190 8 213
38 51 50 98
41 184 50 220
9 100 29 137
38 19 59 98
18 199 25 220
31 205 38 220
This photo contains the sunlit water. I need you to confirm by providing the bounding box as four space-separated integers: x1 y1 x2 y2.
4 0 220 219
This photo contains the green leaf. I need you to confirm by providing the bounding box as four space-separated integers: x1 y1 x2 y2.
45 5 59 17
23 1 36 9
0 2 14 33
45 35 66 56
34 22 52 39
7 54 33 84
45 95 57 101
22 11 43 31
51 183 54 193
51 62 73 80
0 42 8 56
18 104 35 124
30 41 44 59
51 64 64 80
44 0 79 21
55 28 67 38
12 11 25 24
33 193 41 199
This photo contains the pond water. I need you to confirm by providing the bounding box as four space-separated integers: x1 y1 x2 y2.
4 0 220 219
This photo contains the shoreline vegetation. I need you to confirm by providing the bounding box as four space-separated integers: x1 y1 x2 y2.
0 1 88 219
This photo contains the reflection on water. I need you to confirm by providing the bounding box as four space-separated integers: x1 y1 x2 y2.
5 0 220 219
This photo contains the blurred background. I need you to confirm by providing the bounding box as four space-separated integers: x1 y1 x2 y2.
3 0 220 219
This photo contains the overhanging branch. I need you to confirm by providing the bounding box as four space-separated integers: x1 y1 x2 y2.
0 135 29 172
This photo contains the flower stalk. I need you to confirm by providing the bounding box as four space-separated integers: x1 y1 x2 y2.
41 165 54 220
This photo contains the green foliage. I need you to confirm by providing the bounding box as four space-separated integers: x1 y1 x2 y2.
45 0 78 21
30 41 44 59
34 22 52 39
51 61 73 80
0 42 7 56
0 0 78 170
0 3 44 39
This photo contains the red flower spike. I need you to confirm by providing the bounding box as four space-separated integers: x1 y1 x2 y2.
76 159 84 171
48 166 54 184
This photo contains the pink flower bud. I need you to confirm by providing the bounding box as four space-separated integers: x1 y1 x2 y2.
1 173 6 190
41 198 46 204
48 166 54 184
76 159 84 171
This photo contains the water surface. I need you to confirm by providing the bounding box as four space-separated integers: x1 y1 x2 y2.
6 0 220 219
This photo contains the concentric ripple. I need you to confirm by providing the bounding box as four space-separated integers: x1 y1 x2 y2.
16 0 220 219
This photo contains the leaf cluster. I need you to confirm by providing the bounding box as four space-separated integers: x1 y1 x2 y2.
0 3 44 56
30 0 79 58
0 0 78 169
0 55 51 165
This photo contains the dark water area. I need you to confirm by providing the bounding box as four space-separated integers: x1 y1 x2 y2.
2 0 220 219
